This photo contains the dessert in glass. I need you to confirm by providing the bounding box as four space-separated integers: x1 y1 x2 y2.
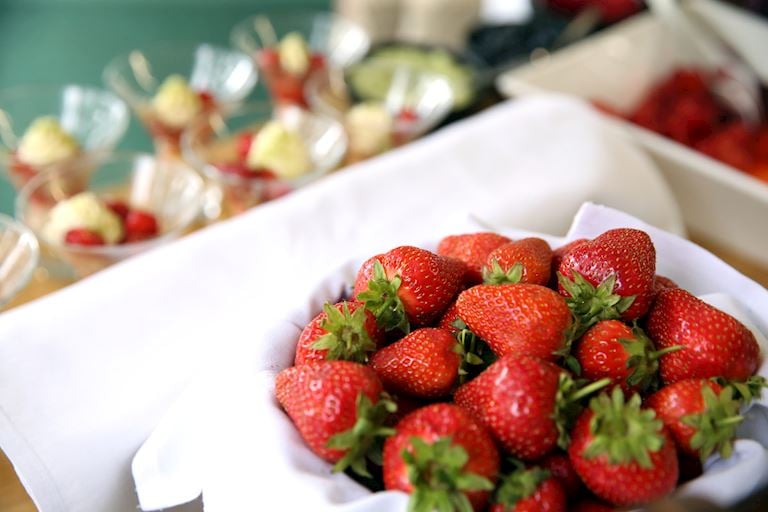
306 62 454 162
103 42 258 157
231 11 369 107
0 85 129 190
183 103 347 217
0 213 39 308
16 153 205 278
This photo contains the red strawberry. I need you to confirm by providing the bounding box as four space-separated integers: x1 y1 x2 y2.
124 210 159 242
647 288 760 384
490 464 566 512
569 499 616 512
437 232 511 284
558 228 656 325
653 275 679 294
354 246 464 332
236 132 255 161
568 389 679 506
437 301 462 334
539 452 582 498
105 200 130 221
64 228 105 246
646 379 742 460
551 239 588 281
275 361 395 475
383 403 499 511
370 328 461 398
454 354 608 460
456 284 572 361
694 122 755 172
294 301 383 365
575 320 679 394
483 238 552 286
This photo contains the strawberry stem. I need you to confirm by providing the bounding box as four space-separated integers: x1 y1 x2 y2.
554 375 611 449
493 463 550 511
620 325 681 393
558 271 635 333
311 302 378 363
358 260 410 334
482 259 523 285
682 385 742 461
452 319 496 385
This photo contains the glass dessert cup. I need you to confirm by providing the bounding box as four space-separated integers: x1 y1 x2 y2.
231 10 369 107
0 85 129 191
104 42 258 158
182 103 347 217
16 153 205 279
0 214 39 308
306 62 454 163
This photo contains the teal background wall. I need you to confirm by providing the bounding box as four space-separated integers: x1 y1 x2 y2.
0 0 330 214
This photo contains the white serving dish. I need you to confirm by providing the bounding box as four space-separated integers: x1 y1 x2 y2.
496 12 768 266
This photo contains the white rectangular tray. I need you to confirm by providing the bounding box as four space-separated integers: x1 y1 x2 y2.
496 13 768 265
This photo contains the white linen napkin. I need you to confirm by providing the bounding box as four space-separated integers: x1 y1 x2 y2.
133 203 768 512
0 95 683 512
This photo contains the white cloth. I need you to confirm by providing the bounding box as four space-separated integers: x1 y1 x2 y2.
133 203 768 512
0 96 683 512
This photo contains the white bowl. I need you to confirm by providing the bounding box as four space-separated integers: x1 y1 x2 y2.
496 13 768 266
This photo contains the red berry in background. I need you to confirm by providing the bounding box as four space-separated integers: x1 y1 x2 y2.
257 48 280 70
437 301 462 334
197 90 215 110
236 132 255 161
664 94 719 146
437 232 511 284
539 452 583 498
294 301 383 365
383 403 499 512
653 275 679 294
568 388 678 506
124 210 159 242
694 122 756 172
550 238 588 287
216 163 255 178
105 200 130 221
646 379 742 460
647 288 760 384
483 238 553 286
64 228 105 246
396 108 419 123
309 53 325 72
490 464 567 512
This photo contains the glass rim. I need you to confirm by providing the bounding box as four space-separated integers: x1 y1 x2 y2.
0 212 40 305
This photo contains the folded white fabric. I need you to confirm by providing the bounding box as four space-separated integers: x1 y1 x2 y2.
133 203 768 512
0 95 683 512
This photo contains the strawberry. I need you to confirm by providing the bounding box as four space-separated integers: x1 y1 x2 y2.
383 403 499 511
647 288 760 384
236 132 255 161
354 246 464 332
64 228 105 246
294 301 383 365
574 320 680 395
539 452 582 498
568 388 679 506
483 238 552 286
105 200 130 221
370 328 461 398
558 228 656 326
646 379 742 460
490 463 566 512
437 301 462 334
124 209 159 242
275 361 395 475
454 355 608 460
437 232 511 284
456 284 572 361
653 275 678 294
551 239 588 281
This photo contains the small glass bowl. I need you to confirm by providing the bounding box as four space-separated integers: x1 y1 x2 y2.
182 103 347 217
104 42 258 156
0 214 39 308
0 85 129 190
231 10 369 106
306 62 454 161
16 153 205 278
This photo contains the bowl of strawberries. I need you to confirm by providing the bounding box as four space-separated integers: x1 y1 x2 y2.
270 217 767 511
15 152 205 278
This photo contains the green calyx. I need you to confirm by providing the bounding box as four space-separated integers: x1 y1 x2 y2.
452 318 497 385
494 461 550 512
358 260 410 334
403 436 494 512
327 392 397 477
482 259 524 285
714 375 768 405
553 374 611 449
584 388 665 468
311 302 378 363
683 384 743 462
558 271 635 335
620 324 683 393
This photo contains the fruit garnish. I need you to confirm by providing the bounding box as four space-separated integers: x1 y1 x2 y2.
64 228 106 246
43 192 124 245
124 210 159 243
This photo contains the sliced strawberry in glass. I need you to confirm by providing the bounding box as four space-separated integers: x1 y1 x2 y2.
105 200 130 221
236 132 255 161
65 228 106 246
124 209 159 242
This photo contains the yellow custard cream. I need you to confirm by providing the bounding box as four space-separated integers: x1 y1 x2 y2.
151 75 202 128
247 121 311 179
43 192 124 245
279 32 311 76
17 117 80 167
346 102 393 156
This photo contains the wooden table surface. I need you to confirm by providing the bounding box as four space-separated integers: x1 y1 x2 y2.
1 235 766 511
